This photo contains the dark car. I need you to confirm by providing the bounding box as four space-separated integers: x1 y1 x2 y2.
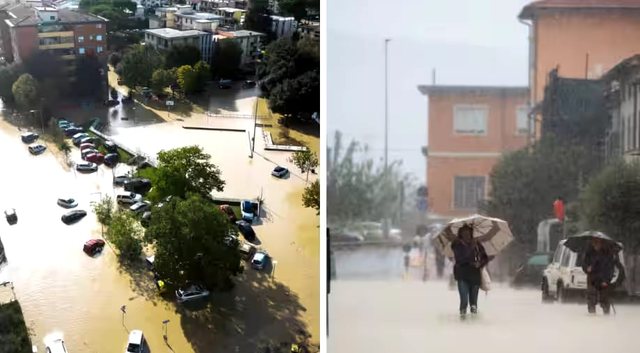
218 79 232 89
21 132 39 144
271 166 289 178
124 178 152 194
85 152 105 164
4 209 17 225
61 209 87 224
236 220 256 241
83 239 105 256
104 153 119 167
512 252 553 287
242 80 256 88
113 174 131 186
72 133 89 145
104 140 118 153
64 127 83 137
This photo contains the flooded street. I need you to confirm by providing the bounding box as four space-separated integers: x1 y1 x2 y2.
0 81 319 351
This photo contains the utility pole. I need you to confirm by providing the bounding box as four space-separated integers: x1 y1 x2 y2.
251 62 259 159
383 38 391 239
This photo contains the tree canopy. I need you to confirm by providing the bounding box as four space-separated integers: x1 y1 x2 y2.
212 40 242 79
165 45 202 69
145 194 242 290
12 74 39 110
106 210 143 261
244 0 272 37
150 68 176 95
291 149 318 181
303 179 319 214
138 145 225 202
0 64 23 102
117 45 164 87
279 0 320 21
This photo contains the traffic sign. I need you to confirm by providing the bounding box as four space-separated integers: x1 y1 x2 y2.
166 100 175 106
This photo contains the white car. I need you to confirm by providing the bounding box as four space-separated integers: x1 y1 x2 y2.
129 201 151 214
46 338 68 353
117 192 142 205
251 251 269 270
241 200 255 222
28 144 46 155
175 284 210 303
75 162 98 172
57 198 78 208
125 329 145 353
542 239 627 302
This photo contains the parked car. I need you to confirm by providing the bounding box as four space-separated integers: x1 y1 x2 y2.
58 121 72 130
512 252 553 287
117 192 142 205
125 329 146 353
57 119 70 127
72 133 89 145
331 230 364 243
64 127 83 137
224 234 239 248
4 208 17 225
124 178 152 194
130 201 151 214
79 142 96 151
218 79 232 89
175 284 210 303
156 195 174 208
542 239 627 302
219 204 237 222
28 144 46 155
141 211 152 227
81 149 99 159
61 209 87 224
104 140 118 153
271 166 289 178
75 162 98 173
236 220 256 241
241 200 255 222
79 137 96 146
104 153 119 167
242 80 256 88
85 152 105 164
104 99 119 107
239 241 257 260
57 198 78 208
83 239 105 256
113 175 131 186
251 251 269 270
45 338 68 353
21 132 39 144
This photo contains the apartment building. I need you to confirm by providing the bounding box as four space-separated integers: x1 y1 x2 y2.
417 85 529 218
271 15 296 38
145 28 213 63
149 6 223 32
217 29 264 65
298 20 319 41
1 5 108 64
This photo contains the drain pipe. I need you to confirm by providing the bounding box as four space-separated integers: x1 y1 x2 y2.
519 17 535 144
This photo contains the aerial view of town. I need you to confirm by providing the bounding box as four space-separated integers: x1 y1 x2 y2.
0 0 320 351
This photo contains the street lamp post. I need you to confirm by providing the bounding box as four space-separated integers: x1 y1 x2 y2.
162 319 170 341
271 260 278 280
250 59 259 159
383 38 391 239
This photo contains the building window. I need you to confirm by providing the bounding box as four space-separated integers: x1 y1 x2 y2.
97 46 104 53
89 35 94 40
453 105 488 135
516 106 529 135
453 176 486 210
78 47 85 54
78 36 84 43
96 35 103 41
50 16 55 20
96 24 102 28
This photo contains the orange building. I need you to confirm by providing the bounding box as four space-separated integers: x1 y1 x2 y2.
519 0 640 136
417 86 529 218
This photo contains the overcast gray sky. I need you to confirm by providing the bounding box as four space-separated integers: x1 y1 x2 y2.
327 0 532 182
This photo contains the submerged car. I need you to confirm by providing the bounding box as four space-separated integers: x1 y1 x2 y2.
57 198 78 208
76 162 98 173
45 338 68 353
125 329 146 353
20 132 39 144
83 239 105 256
28 144 46 155
61 209 87 224
236 220 256 241
104 153 119 167
175 284 210 303
241 200 255 222
4 208 17 225
271 166 289 178
251 251 269 270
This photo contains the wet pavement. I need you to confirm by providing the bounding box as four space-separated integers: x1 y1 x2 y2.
330 248 640 353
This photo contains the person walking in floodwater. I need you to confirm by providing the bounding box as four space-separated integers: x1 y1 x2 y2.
582 238 625 315
452 224 489 318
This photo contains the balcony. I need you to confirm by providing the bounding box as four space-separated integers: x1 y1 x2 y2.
38 31 74 38
39 36 75 50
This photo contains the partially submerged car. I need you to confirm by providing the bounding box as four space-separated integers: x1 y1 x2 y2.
83 239 105 256
4 208 17 225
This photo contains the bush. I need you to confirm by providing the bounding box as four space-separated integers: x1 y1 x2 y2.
106 210 143 261
0 301 32 353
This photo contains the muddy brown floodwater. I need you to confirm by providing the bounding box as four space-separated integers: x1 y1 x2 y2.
0 104 319 352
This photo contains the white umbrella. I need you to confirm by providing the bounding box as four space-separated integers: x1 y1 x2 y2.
433 214 514 258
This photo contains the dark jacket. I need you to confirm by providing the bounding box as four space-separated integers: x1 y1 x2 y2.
452 239 488 285
581 246 625 287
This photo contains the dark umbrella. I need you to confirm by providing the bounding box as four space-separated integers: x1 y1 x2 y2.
563 231 623 253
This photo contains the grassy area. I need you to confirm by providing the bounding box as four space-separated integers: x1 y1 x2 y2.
86 131 134 162
257 98 320 155
0 301 32 353
210 199 242 220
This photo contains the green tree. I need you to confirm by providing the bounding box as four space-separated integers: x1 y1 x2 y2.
303 179 319 214
193 61 210 90
106 210 143 261
176 65 199 94
93 196 114 226
244 0 272 36
269 69 319 118
118 45 163 87
279 0 319 21
137 145 225 201
109 52 123 67
150 68 176 95
145 194 241 290
11 74 39 110
0 64 23 102
291 149 318 181
212 40 242 78
165 45 201 69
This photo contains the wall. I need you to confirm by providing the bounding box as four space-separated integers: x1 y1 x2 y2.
73 23 108 57
12 26 38 63
533 10 640 106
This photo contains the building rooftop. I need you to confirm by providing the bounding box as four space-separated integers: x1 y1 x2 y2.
603 54 640 80
177 11 224 21
519 0 640 19
146 28 206 39
216 7 245 12
229 30 265 37
5 5 107 26
271 15 294 20
417 85 529 96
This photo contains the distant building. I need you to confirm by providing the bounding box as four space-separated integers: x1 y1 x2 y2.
197 0 235 12
519 0 640 138
298 20 318 41
211 7 245 27
217 29 264 65
145 28 213 63
271 15 295 38
417 85 529 218
0 4 108 64
149 6 223 32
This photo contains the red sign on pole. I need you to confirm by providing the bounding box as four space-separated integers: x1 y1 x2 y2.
554 198 565 222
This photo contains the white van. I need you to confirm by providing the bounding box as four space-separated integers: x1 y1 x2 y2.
542 239 627 302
